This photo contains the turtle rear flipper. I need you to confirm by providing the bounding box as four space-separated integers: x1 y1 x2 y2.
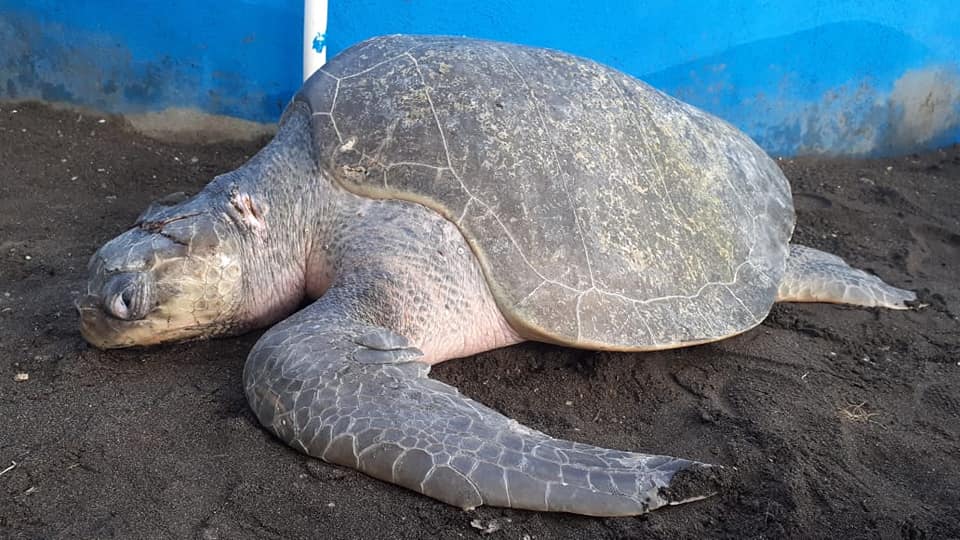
776 244 916 309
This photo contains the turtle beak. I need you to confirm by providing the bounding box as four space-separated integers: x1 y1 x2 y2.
78 239 161 348
77 274 157 348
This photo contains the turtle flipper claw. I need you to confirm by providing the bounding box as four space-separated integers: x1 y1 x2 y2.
354 328 414 350
353 345 424 365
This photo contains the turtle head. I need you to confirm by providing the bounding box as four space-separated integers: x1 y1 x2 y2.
78 188 273 349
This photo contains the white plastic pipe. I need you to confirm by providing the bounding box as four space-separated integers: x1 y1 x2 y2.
303 0 328 81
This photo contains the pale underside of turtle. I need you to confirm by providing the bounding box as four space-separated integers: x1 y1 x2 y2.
78 35 917 517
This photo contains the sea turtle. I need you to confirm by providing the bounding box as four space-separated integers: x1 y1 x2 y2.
77 35 916 516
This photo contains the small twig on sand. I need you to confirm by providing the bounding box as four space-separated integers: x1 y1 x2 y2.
839 401 887 430
0 461 17 477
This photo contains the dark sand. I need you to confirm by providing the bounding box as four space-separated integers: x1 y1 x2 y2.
1 102 958 539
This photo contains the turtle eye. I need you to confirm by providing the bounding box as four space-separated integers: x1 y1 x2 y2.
154 212 222 252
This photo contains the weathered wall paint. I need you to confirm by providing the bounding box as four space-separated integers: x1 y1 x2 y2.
641 21 960 156
0 0 303 121
1 0 958 155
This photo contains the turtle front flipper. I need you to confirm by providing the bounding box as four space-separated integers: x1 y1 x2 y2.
243 296 721 516
776 244 916 309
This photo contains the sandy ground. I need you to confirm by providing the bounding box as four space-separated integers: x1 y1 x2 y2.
1 102 958 539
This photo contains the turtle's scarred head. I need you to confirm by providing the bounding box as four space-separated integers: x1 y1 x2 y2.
79 104 323 349
78 188 276 349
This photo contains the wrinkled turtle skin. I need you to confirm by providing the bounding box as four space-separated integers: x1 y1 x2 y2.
78 35 915 517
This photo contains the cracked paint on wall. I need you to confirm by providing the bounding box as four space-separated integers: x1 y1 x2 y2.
312 33 326 53
770 67 960 157
887 67 960 151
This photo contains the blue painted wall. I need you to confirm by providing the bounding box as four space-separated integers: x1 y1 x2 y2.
1 0 958 155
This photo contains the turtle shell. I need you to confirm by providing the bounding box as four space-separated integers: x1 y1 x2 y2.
295 35 795 350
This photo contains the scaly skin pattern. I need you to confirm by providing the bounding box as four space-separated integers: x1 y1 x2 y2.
244 306 709 515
